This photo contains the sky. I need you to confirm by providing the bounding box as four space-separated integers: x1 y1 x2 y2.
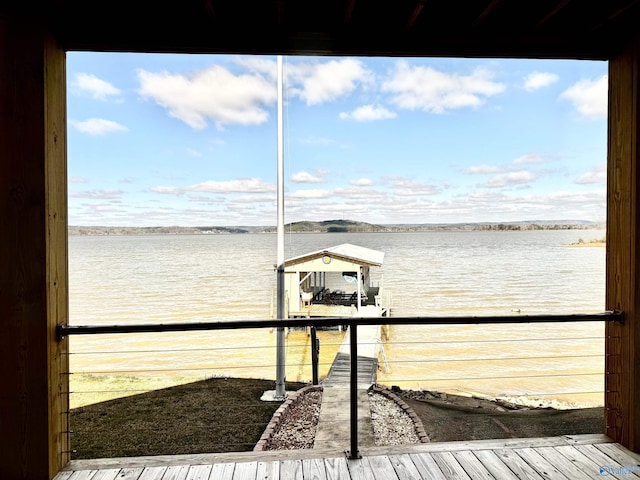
67 53 608 227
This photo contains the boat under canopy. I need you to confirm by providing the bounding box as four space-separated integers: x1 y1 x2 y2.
276 243 391 319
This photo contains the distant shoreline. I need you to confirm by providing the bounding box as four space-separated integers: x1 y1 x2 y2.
69 220 605 236
567 237 606 247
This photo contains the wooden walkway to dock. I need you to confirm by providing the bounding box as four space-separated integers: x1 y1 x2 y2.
56 435 640 479
313 325 382 450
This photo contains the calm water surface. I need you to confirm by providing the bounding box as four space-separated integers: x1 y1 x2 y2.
69 230 606 406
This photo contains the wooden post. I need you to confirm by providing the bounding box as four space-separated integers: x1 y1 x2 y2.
0 17 69 478
606 35 640 452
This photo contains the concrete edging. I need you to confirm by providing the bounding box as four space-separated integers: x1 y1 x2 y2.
254 385 324 451
370 385 431 443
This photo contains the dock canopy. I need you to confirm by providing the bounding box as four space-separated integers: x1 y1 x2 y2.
284 243 385 269
281 244 389 318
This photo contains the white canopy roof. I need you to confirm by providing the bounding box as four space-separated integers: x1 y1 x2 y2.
284 243 384 268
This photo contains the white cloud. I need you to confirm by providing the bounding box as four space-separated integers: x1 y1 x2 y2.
454 189 604 220
290 189 333 199
559 75 608 119
339 104 397 121
523 72 559 91
390 178 440 196
69 189 123 199
72 73 122 101
233 57 277 80
334 187 385 201
70 118 128 135
291 171 325 183
186 148 203 158
576 163 606 184
186 178 276 193
151 186 183 195
382 62 505 113
151 178 276 196
137 66 276 129
513 153 544 165
287 59 372 105
485 170 537 188
232 195 275 204
350 178 373 187
464 165 502 174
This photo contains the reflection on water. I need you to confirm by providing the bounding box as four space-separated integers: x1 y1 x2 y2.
69 230 606 406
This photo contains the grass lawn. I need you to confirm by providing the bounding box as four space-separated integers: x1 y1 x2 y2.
70 376 307 459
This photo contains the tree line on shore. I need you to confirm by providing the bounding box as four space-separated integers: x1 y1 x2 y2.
69 219 605 236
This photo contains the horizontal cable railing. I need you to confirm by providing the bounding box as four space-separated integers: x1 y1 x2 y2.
58 311 622 459
57 311 621 339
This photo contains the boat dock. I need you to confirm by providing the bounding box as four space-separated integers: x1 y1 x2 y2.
277 244 391 320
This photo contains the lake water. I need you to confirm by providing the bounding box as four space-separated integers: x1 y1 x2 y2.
68 229 606 406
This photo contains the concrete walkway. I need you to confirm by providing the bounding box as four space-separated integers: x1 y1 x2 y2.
313 326 382 450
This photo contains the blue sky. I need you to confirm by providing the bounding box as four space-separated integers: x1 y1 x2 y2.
67 53 607 226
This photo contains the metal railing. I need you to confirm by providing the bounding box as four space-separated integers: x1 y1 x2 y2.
57 310 623 459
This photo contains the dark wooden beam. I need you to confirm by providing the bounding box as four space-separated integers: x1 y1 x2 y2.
277 0 285 26
0 16 69 478
535 0 572 29
203 0 215 19
405 0 427 32
606 34 640 452
473 0 503 28
591 0 640 33
344 0 356 24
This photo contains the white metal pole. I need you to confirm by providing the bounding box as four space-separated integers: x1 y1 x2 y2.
275 55 286 400
357 267 361 313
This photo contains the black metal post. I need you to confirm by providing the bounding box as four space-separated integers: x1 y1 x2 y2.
311 326 319 386
348 322 361 459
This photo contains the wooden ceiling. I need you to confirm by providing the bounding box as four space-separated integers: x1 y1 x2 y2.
21 0 640 59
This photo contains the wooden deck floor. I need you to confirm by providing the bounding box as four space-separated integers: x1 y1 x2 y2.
55 434 640 479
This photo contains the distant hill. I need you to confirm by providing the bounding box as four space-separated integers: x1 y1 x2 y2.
263 219 388 233
69 220 605 235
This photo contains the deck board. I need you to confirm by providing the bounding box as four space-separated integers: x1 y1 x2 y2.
91 469 122 480
472 450 519 480
302 458 326 480
280 459 303 480
211 462 236 480
554 445 609 479
163 465 190 480
256 460 280 480
408 452 447 480
514 447 570 480
69 470 98 480
118 468 145 480
54 436 640 480
233 461 258 480
345 457 377 480
491 448 545 480
388 454 422 480
137 466 167 480
365 455 399 479
324 456 350 480
452 451 494 479
593 443 640 477
536 446 601 480
53 472 73 480
185 464 212 480
431 451 471 479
